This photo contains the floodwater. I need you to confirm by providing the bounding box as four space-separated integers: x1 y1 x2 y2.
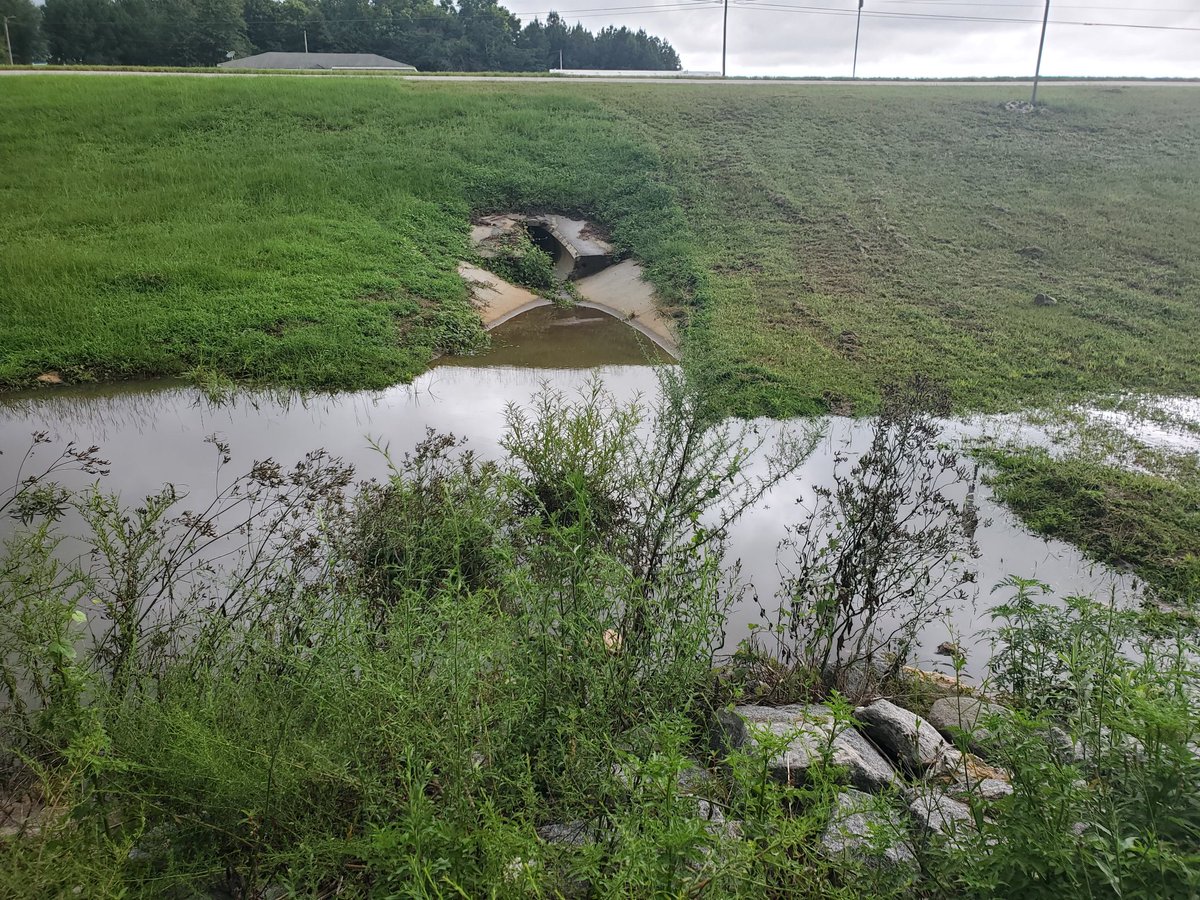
0 305 1138 677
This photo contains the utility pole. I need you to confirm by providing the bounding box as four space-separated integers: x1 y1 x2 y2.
852 0 863 79
3 17 12 67
1031 0 1050 105
721 0 729 77
303 29 309 53
559 48 563 70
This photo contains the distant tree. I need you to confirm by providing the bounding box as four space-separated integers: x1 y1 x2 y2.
179 0 249 64
370 0 459 71
454 0 524 71
0 0 43 63
593 26 679 70
42 0 127 63
39 0 682 70
243 0 310 53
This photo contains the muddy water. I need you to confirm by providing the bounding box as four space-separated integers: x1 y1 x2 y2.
0 307 1137 678
445 304 671 368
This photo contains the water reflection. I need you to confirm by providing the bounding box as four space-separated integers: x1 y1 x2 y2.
445 304 672 368
0 310 1140 678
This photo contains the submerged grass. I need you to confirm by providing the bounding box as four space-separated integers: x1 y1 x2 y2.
976 446 1200 605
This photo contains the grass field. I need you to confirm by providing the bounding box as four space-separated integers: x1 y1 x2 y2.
0 77 696 390
618 84 1200 415
2 76 1198 413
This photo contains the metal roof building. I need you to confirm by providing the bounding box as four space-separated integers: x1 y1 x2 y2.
219 52 416 71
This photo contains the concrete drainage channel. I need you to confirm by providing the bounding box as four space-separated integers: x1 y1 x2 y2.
458 213 680 358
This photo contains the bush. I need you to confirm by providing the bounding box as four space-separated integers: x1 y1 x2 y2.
925 578 1200 899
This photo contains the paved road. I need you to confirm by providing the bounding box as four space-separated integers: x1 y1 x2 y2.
2 69 1196 87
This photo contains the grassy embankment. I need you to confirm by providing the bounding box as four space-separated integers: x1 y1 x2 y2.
0 76 698 391
3 78 1199 411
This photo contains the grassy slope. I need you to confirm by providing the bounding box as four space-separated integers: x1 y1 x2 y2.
0 77 696 389
615 85 1200 415
3 78 1198 411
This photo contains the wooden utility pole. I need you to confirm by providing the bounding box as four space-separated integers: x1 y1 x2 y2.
852 0 864 79
1031 0 1051 105
722 0 729 77
3 17 12 66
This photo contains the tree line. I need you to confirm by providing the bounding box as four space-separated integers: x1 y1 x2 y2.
0 0 682 71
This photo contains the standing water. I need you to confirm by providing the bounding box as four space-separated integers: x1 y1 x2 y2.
0 305 1136 676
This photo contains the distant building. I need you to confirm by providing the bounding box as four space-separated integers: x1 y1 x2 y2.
220 52 416 71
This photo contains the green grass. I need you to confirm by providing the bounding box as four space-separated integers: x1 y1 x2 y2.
3 77 1199 410
0 76 698 390
616 84 1200 415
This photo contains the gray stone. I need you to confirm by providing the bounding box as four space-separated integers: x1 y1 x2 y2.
822 657 888 701
821 790 916 869
946 778 1013 802
907 789 975 843
1034 292 1058 306
714 704 900 793
927 695 1010 755
854 699 962 776
697 800 742 842
1046 725 1088 765
537 820 598 846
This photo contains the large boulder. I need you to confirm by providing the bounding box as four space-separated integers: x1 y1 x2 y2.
927 695 1010 755
854 699 961 776
822 657 888 702
821 789 916 869
713 704 900 794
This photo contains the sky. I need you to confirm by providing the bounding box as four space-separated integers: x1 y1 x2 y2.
509 0 1200 78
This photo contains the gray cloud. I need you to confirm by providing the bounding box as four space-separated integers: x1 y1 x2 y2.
513 0 1200 77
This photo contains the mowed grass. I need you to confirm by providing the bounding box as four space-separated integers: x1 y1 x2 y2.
2 77 1198 414
613 84 1200 415
0 76 694 389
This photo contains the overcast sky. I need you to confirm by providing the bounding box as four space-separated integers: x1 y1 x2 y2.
510 0 1200 78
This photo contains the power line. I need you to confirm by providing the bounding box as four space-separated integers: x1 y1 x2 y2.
878 0 1193 9
727 1 1200 31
